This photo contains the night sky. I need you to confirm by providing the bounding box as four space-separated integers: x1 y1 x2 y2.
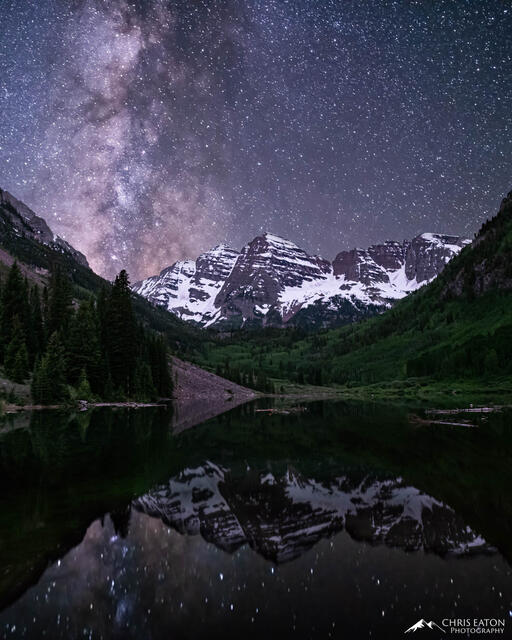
1 1 511 280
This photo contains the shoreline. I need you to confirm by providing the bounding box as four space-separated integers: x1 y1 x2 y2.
1 400 164 414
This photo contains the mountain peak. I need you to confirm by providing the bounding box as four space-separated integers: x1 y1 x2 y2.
205 243 239 255
133 230 468 330
261 232 299 248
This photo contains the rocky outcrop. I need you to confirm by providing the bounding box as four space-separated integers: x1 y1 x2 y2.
0 188 89 268
212 233 331 327
134 230 470 330
442 190 512 299
404 233 470 283
134 246 239 325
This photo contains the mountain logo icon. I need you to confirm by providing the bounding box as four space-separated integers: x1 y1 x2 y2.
404 619 446 633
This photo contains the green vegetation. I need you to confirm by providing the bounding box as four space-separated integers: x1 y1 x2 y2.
193 283 512 396
192 194 512 396
0 208 205 357
2 188 511 400
0 206 210 403
0 262 171 404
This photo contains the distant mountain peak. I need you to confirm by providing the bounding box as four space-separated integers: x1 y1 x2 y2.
261 231 298 245
133 229 469 330
207 243 238 254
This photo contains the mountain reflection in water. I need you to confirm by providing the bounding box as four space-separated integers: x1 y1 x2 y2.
134 462 490 563
0 399 510 639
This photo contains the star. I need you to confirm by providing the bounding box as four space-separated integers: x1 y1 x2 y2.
0 0 510 279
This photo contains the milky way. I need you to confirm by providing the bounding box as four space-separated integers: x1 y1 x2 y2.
1 1 511 279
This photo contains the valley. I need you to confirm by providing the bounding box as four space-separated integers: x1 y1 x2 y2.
1 186 511 406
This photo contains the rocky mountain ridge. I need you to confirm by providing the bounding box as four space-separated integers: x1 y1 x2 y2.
0 188 89 268
133 231 470 329
442 189 512 299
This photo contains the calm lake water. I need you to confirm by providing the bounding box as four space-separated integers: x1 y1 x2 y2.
0 400 511 639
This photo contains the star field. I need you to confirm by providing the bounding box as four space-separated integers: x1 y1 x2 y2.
1 0 511 279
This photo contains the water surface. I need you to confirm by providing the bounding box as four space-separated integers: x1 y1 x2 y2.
0 401 511 639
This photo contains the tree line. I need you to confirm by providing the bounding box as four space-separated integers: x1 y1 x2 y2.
215 362 275 393
0 263 171 404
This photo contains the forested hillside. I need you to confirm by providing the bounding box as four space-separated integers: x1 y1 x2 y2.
195 191 512 392
0 262 170 404
0 189 204 357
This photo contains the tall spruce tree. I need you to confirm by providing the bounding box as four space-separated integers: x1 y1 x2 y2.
104 270 137 395
148 334 172 397
0 262 29 361
76 368 93 400
27 285 44 366
32 332 68 404
67 299 103 392
4 316 29 383
46 266 73 338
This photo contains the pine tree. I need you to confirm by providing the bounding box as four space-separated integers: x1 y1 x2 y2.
32 332 68 404
67 299 103 391
31 356 43 402
76 368 93 400
148 334 171 397
27 285 44 365
4 317 29 383
484 348 499 374
104 270 137 395
133 360 156 401
0 262 29 361
46 266 73 338
13 344 29 383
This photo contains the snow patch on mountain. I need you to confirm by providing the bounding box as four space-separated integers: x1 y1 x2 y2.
132 231 470 329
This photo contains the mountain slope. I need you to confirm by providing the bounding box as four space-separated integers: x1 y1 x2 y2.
133 231 469 330
196 190 512 389
0 189 89 268
0 188 205 355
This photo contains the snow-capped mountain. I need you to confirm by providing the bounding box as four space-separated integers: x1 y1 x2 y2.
133 462 491 564
133 231 470 329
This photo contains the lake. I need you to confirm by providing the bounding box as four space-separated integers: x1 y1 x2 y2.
0 400 511 639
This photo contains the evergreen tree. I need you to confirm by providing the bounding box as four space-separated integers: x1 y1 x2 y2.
76 368 93 400
4 316 29 383
27 285 44 365
96 285 110 351
104 270 137 394
133 360 156 401
0 262 29 361
148 334 171 396
42 286 49 326
32 332 68 404
21 267 172 404
484 348 499 374
67 299 103 391
13 345 29 383
46 266 73 338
